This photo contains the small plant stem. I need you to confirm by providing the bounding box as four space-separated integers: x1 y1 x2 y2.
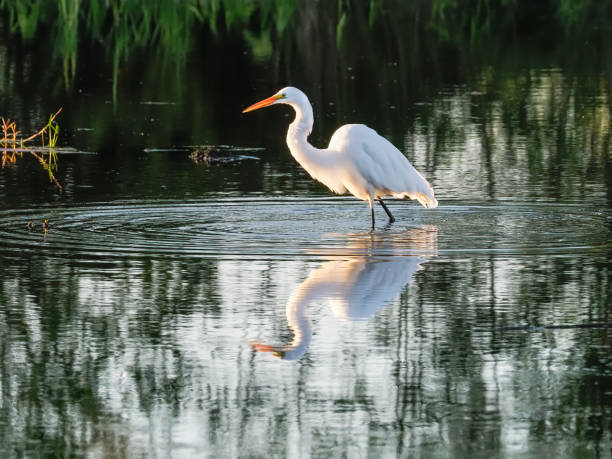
21 107 63 143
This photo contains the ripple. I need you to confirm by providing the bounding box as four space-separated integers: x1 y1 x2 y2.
0 198 609 261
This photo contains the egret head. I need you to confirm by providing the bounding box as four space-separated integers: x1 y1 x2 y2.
242 87 308 113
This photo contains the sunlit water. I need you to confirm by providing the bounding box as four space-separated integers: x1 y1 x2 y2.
1 8 612 455
1 199 608 258
1 196 610 457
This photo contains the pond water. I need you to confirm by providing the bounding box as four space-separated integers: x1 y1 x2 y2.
1 3 611 457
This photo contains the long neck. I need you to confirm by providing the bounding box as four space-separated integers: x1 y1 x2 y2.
286 101 322 168
281 288 313 360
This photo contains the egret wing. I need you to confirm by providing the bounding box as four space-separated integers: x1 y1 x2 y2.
328 124 438 208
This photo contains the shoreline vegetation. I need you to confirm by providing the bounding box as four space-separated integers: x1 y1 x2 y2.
1 108 63 190
1 0 609 87
0 1 609 197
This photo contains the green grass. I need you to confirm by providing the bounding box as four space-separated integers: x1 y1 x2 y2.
1 0 608 88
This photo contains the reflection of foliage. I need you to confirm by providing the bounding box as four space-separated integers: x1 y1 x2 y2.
427 0 611 44
1 2 608 202
404 68 611 203
0 255 221 455
0 248 610 456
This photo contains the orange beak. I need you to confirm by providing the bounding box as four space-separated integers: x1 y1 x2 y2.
250 341 278 353
242 94 282 113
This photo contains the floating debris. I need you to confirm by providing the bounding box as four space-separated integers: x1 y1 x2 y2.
1 108 64 190
139 101 177 105
189 145 262 164
26 219 50 232
143 148 191 153
144 144 263 164
3 146 95 155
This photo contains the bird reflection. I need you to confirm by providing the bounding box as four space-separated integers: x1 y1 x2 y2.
252 227 437 360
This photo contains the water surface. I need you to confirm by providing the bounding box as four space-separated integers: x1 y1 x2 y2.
1 3 611 457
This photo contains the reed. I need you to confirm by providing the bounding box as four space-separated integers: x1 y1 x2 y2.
0 0 608 88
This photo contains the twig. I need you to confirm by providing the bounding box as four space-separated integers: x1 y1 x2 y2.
21 107 63 143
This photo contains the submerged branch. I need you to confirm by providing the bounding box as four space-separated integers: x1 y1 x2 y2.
20 107 63 143
1 108 64 191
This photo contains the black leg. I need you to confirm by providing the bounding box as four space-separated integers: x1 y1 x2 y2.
370 204 375 229
378 199 395 223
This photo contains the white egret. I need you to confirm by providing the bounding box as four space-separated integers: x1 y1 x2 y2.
251 255 426 360
251 227 438 360
243 87 438 227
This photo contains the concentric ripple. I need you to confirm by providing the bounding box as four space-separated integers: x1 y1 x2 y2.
0 198 609 261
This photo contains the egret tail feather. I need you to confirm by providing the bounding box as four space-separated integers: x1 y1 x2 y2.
415 193 438 209
393 191 438 209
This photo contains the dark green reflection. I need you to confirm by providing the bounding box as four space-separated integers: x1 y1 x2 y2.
0 0 611 457
0 254 223 455
0 1 610 207
1 249 610 456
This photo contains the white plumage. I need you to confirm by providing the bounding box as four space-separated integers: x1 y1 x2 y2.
252 256 425 360
243 86 438 226
250 227 438 360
